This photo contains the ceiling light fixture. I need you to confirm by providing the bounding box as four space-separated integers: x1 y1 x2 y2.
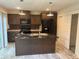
47 2 54 17
19 10 26 15
47 12 54 16
18 0 25 15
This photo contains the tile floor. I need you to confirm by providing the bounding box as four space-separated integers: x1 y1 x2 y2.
0 41 79 59
56 41 79 59
0 43 60 59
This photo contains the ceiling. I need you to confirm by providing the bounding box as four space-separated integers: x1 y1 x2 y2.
0 0 79 11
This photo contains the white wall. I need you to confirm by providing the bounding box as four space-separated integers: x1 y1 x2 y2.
57 14 71 49
0 7 7 13
57 3 79 57
75 14 79 58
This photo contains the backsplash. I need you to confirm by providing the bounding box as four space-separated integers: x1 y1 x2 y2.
9 24 20 29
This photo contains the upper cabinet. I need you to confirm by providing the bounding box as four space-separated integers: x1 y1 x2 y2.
31 15 41 25
8 11 31 29
8 11 57 35
8 11 31 25
8 14 20 24
20 11 31 20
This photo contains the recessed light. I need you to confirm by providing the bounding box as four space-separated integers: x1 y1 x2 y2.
16 7 21 10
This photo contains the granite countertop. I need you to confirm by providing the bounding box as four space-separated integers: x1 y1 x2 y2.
15 33 57 40
8 29 40 32
30 29 41 31
8 29 21 32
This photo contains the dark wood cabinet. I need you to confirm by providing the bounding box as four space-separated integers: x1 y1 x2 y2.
31 15 41 25
15 34 56 56
8 11 57 34
8 14 20 24
8 11 31 29
8 31 19 42
20 11 31 19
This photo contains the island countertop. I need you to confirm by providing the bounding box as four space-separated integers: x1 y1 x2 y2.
8 29 40 32
15 33 57 39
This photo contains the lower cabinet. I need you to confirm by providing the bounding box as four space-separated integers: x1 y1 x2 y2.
8 31 19 42
15 34 56 56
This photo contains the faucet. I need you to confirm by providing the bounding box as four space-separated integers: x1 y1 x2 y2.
38 25 42 38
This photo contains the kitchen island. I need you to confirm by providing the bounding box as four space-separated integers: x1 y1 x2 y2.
15 33 57 56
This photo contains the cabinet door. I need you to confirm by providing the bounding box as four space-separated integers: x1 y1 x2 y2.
8 14 20 24
31 15 41 24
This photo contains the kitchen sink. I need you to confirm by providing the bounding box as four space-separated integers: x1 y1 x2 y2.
30 33 48 37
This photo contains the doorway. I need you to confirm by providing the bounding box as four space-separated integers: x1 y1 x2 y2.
70 14 78 53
